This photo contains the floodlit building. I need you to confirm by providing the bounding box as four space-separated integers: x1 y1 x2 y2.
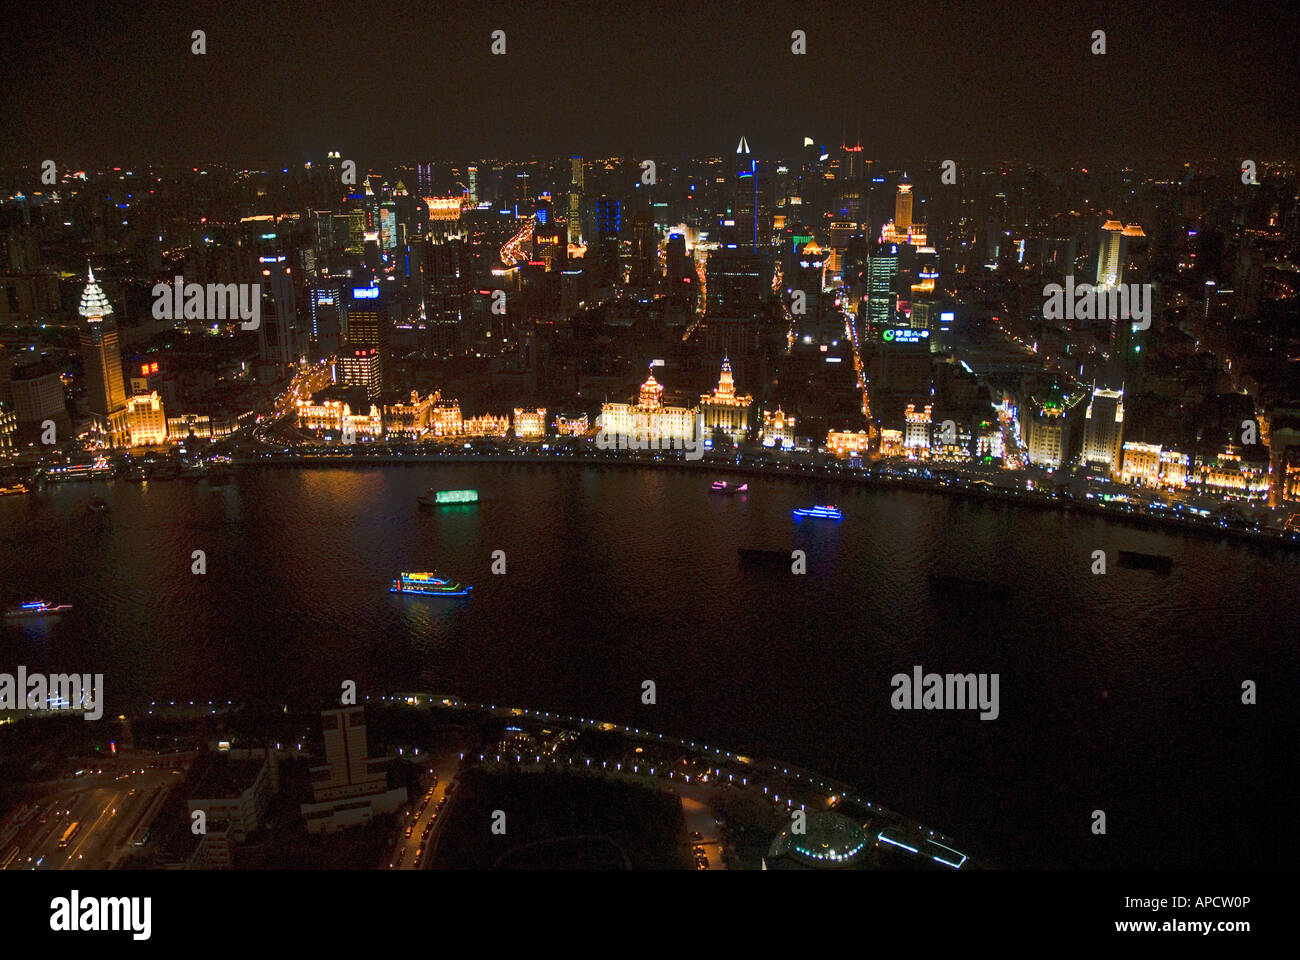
826 430 871 459
699 358 752 442
462 414 510 437
78 267 130 446
513 407 547 439
761 406 796 449
904 403 933 454
1082 387 1125 474
554 412 589 436
600 367 698 445
126 391 168 447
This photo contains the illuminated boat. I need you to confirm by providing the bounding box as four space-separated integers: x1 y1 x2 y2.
0 483 30 497
5 600 73 620
418 488 479 508
711 481 749 495
390 572 473 597
793 505 843 520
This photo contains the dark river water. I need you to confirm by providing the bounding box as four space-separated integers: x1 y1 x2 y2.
1 463 1295 868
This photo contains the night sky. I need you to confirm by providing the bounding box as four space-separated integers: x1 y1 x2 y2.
3 0 1298 166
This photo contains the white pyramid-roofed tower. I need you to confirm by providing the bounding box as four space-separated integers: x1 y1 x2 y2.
78 266 114 319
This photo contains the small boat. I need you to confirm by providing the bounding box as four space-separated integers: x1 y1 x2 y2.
390 572 473 597
87 497 109 513
793 505 843 520
1117 550 1173 574
5 600 73 620
711 481 749 495
738 548 790 565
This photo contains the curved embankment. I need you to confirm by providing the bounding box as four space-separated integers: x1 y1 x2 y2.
232 451 1300 553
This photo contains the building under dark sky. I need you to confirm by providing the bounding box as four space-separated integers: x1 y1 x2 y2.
3 0 1299 166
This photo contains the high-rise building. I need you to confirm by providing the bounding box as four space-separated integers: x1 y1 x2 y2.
10 360 68 435
895 179 913 233
630 211 658 287
595 196 621 240
77 267 130 445
568 156 584 245
1095 220 1145 287
705 249 768 316
1082 386 1125 473
421 234 471 355
865 242 900 332
339 284 385 398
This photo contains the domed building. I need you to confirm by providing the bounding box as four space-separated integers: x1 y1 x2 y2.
767 810 870 869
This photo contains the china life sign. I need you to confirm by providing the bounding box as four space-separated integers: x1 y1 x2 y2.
881 328 930 344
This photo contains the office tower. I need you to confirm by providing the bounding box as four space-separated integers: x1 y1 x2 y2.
467 165 478 203
865 242 900 332
362 178 378 231
895 176 913 233
379 203 398 252
827 220 858 278
630 210 658 287
1233 246 1263 319
1082 386 1125 473
10 359 69 437
732 137 769 252
568 156 584 245
666 233 694 289
1025 390 1070 469
0 402 13 451
705 249 768 316
78 267 130 445
307 284 342 358
595 196 621 240
791 240 831 345
422 234 471 354
1096 220 1127 287
258 261 299 374
339 285 384 399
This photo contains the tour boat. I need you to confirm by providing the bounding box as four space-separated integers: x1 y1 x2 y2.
711 481 748 495
5 600 73 620
793 505 843 520
390 572 473 597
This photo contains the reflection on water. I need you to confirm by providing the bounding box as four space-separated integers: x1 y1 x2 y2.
0 465 1294 868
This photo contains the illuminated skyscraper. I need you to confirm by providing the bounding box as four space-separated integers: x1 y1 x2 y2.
865 242 899 332
78 266 130 445
1094 220 1147 287
895 177 913 233
568 156 584 245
